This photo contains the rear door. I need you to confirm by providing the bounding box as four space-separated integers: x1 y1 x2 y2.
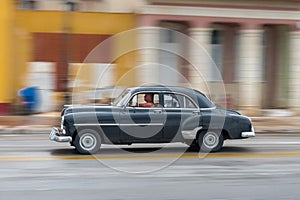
162 93 199 142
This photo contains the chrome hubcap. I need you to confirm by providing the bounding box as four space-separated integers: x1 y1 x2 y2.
203 132 219 149
79 133 97 151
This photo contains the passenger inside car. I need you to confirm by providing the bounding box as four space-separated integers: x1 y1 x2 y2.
138 93 154 107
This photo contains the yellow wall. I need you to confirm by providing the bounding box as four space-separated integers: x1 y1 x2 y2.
15 10 137 81
15 11 136 34
0 8 137 109
113 29 138 86
11 10 137 106
114 51 138 86
0 1 14 104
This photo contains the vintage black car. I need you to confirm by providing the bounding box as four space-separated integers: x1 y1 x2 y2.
50 86 255 154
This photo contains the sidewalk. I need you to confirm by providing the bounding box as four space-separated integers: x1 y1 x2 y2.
0 112 60 134
0 112 299 134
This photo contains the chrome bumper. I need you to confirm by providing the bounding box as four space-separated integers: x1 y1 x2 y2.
49 127 72 142
241 126 256 138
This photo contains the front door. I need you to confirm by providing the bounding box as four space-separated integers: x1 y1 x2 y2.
119 93 165 142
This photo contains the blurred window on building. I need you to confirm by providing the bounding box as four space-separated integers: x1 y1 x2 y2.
160 29 175 43
262 30 267 82
19 0 37 10
65 1 77 11
210 29 223 81
16 0 143 12
80 0 143 13
16 0 78 11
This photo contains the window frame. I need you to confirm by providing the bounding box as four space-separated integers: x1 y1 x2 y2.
123 91 162 109
162 92 199 109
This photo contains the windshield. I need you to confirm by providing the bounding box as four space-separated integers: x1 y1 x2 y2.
112 89 131 107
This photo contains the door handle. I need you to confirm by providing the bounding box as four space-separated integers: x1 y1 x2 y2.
153 109 162 114
193 110 200 114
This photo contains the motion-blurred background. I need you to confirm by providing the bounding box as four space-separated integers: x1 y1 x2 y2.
0 0 299 116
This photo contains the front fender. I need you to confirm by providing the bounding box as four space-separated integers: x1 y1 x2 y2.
63 114 76 137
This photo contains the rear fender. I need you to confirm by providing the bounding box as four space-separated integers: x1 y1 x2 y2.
181 115 201 131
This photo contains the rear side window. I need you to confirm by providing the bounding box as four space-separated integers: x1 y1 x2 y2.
163 94 180 108
185 97 197 108
163 93 197 108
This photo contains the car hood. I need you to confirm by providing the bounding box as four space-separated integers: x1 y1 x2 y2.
64 105 118 115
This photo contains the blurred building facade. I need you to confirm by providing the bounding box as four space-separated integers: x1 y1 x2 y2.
0 0 299 115
0 0 138 114
137 0 300 116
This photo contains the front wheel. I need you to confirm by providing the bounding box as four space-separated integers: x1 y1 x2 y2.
197 130 224 152
74 129 101 154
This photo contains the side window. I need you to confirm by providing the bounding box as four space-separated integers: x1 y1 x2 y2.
184 96 197 108
128 95 138 107
163 93 197 108
153 94 160 105
127 93 160 108
163 94 180 108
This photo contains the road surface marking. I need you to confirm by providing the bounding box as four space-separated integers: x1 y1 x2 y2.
1 152 300 162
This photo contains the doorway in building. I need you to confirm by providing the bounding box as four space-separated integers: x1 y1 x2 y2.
210 23 239 109
158 21 189 86
262 25 290 108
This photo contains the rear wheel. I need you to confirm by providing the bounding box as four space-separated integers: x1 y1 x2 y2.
197 130 224 152
74 129 101 154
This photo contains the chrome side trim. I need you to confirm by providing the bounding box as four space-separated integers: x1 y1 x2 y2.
49 127 72 143
200 106 216 111
182 127 203 140
74 123 115 126
74 123 164 126
119 123 164 126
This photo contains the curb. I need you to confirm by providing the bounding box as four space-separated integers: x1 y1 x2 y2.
0 126 52 134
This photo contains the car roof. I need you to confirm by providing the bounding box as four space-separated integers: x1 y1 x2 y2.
127 86 215 108
128 86 202 95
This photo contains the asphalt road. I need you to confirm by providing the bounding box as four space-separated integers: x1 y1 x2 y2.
0 133 300 200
